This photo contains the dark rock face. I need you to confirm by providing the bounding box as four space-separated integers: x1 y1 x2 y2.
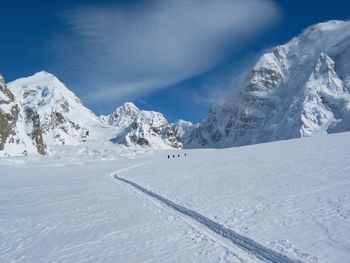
0 76 19 151
54 112 65 124
0 110 15 151
166 127 182 149
130 135 150 146
24 107 47 155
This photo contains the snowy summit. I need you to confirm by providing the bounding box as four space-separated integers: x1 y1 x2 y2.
181 20 350 148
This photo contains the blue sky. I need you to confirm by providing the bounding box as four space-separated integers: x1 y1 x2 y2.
1 0 349 122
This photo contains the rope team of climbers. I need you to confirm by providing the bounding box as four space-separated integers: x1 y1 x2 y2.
167 153 187 159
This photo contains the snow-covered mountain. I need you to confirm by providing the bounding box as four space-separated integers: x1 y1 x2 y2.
104 102 182 149
100 102 139 129
9 72 102 151
182 20 350 148
0 71 106 156
0 71 182 156
8 71 99 145
172 119 196 142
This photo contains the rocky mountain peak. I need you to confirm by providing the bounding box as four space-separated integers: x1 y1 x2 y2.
180 20 350 148
4 72 101 154
107 102 140 128
106 103 182 149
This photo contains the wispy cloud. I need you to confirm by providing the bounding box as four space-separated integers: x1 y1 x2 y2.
50 0 281 105
188 49 272 107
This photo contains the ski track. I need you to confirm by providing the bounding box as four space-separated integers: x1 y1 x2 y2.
112 167 304 263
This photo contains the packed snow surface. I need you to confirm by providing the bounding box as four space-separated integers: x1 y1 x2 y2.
1 132 350 262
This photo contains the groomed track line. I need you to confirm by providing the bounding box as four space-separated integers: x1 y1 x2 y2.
114 173 303 263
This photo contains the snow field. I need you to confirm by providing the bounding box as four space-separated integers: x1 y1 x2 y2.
1 131 350 262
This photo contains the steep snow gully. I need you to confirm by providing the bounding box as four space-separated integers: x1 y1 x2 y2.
112 166 302 263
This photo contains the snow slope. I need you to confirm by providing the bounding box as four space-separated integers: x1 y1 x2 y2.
1 131 350 262
183 20 350 148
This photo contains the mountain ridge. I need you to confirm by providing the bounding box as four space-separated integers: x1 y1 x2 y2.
0 72 182 156
179 20 350 148
1 20 350 155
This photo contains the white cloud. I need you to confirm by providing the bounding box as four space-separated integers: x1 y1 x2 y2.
50 0 281 104
190 49 272 107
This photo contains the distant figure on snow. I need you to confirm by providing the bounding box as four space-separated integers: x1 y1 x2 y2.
168 155 170 159
173 155 175 158
178 154 180 158
184 153 187 157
